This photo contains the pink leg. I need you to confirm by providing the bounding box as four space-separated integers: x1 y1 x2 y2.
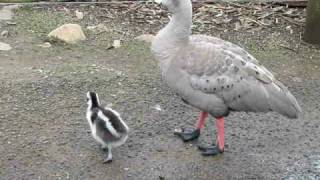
215 117 225 151
195 111 209 129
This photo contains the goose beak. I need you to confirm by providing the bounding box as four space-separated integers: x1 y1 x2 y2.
154 0 162 4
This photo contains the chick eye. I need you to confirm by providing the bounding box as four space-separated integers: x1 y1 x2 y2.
86 98 89 101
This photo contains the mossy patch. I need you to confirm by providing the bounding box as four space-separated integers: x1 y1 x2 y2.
14 6 73 39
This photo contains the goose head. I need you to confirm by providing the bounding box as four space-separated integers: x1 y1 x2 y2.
154 0 192 14
86 91 100 109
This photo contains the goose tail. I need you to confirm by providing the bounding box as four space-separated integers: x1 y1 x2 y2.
266 81 302 119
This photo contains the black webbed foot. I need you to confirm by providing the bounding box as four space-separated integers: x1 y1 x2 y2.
198 144 224 156
174 127 200 142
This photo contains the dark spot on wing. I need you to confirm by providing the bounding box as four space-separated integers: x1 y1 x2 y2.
226 58 232 66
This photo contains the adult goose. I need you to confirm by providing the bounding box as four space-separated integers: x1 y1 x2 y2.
151 0 302 155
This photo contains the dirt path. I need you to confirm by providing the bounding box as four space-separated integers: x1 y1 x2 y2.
0 3 319 180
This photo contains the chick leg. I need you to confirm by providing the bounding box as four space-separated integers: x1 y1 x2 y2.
103 146 113 163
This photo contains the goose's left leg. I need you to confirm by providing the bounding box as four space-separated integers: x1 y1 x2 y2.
103 146 113 163
198 117 224 156
174 112 208 141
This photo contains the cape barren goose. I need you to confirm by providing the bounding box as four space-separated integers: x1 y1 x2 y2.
86 92 129 163
151 0 302 155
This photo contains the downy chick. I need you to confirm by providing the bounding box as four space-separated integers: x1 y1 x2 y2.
86 91 129 163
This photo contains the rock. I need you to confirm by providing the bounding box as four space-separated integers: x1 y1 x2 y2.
107 40 121 50
0 5 20 21
48 24 86 44
124 167 129 171
75 10 84 20
1 30 9 37
37 42 51 48
0 42 12 51
3 5 21 11
0 9 12 21
135 34 155 44
113 40 121 48
151 104 162 111
292 77 302 83
6 21 16 25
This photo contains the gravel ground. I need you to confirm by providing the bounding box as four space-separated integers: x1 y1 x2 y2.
0 2 319 180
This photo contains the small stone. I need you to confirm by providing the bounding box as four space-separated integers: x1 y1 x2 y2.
6 21 16 25
124 167 129 171
1 30 9 37
135 34 155 43
0 8 13 21
75 10 84 20
113 40 121 48
292 77 302 83
0 42 12 51
156 148 163 152
37 42 51 48
48 24 86 44
152 104 162 111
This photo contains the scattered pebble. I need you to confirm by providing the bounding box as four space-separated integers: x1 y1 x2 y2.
113 40 121 48
1 30 9 37
75 10 84 20
106 40 121 50
37 42 52 48
152 104 162 111
292 77 302 83
156 148 164 152
0 5 16 21
135 34 155 43
0 42 12 51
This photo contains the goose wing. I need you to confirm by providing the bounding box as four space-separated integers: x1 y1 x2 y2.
174 35 301 118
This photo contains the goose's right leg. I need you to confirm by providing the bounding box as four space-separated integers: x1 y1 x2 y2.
174 111 208 141
198 117 224 156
